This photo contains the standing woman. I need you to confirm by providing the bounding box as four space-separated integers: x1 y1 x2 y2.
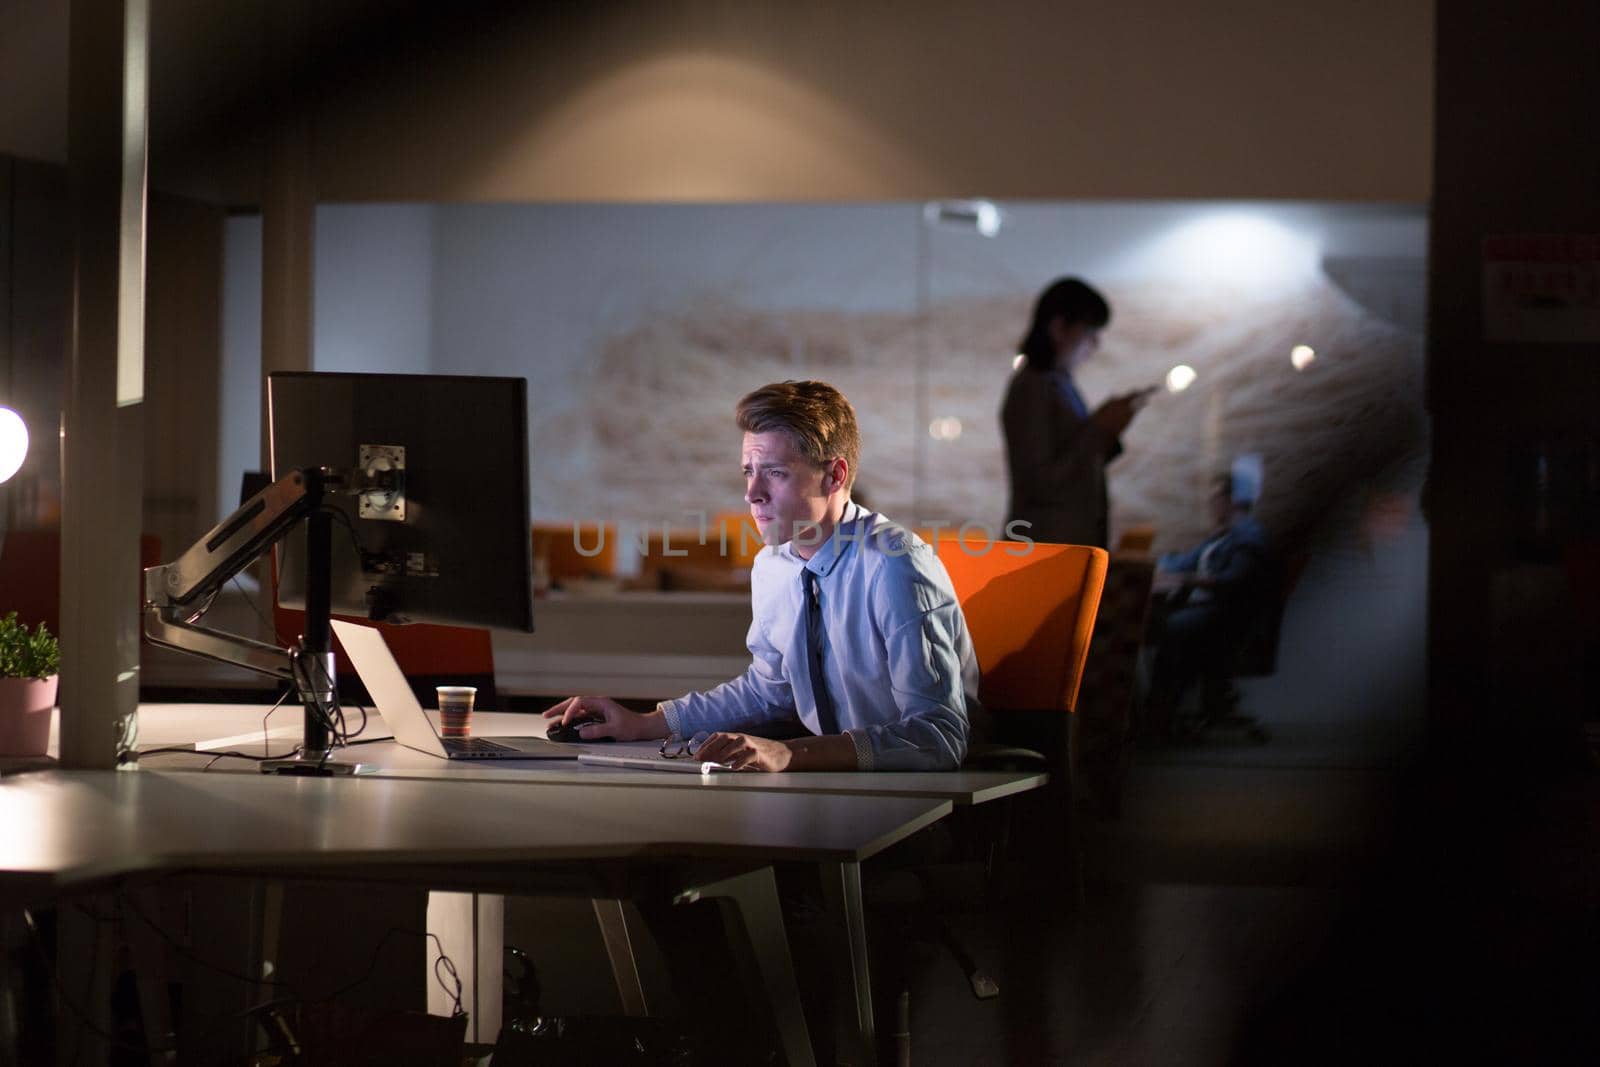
1001 277 1149 548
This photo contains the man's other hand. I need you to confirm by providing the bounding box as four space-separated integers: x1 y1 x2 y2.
691 732 794 772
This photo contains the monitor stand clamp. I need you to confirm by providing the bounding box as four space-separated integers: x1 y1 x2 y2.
260 752 364 777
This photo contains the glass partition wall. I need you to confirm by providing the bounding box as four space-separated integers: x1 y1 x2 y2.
217 199 1429 761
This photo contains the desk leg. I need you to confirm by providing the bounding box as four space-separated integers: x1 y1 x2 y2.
426 892 503 1042
592 899 651 1017
676 868 815 1067
57 894 116 1066
256 880 285 1010
124 886 177 1066
819 860 875 1067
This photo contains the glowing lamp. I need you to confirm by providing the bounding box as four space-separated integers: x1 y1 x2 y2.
0 407 28 484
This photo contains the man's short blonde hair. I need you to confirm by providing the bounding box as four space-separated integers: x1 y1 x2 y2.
736 380 860 492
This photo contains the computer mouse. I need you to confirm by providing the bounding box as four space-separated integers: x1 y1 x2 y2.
546 717 610 743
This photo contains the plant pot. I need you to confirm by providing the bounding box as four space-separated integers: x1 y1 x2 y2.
0 674 58 757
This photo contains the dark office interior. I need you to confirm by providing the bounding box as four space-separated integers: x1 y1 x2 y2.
1 1 1597 1064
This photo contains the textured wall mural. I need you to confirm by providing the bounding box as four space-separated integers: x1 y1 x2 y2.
573 274 1424 560
291 201 1428 566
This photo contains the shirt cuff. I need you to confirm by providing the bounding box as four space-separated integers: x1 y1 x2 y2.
846 729 873 771
659 700 685 740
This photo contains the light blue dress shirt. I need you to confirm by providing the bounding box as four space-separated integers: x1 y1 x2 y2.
660 502 980 770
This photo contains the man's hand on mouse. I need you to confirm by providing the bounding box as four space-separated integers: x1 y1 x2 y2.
542 695 669 742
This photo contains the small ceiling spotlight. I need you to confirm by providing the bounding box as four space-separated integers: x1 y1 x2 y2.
1165 365 1197 393
928 416 964 442
923 199 1002 238
1012 353 1027 371
1290 344 1316 371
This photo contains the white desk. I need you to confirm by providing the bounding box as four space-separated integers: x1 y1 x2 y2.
109 702 1046 1064
0 768 952 1066
0 769 949 886
126 704 1048 806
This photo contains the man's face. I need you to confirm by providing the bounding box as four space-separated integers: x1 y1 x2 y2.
742 431 831 550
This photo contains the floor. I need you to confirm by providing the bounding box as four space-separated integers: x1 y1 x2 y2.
882 727 1600 1066
883 523 1599 1066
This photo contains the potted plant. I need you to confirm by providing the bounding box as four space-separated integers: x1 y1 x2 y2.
0 611 59 756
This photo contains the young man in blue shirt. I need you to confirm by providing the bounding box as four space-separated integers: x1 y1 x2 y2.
545 379 981 771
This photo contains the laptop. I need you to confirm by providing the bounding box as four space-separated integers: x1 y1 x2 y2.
331 619 578 760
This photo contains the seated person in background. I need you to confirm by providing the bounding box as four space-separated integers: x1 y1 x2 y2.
1144 474 1272 740
546 379 981 771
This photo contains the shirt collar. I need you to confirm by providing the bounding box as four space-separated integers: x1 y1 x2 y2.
786 499 867 579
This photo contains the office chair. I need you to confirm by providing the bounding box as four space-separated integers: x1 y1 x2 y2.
532 521 617 587
872 539 1106 1011
1114 524 1157 554
1075 554 1157 818
939 537 1109 895
636 513 760 592
1167 549 1305 746
936 538 1109 774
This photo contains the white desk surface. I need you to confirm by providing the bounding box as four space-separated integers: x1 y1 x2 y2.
0 768 950 890
34 701 1011 1066
125 704 1047 806
0 765 936 1066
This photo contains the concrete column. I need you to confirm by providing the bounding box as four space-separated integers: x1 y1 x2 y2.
261 0 315 458
59 0 148 771
258 0 316 632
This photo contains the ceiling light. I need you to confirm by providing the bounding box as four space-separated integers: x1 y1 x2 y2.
924 200 1002 238
1164 365 1197 393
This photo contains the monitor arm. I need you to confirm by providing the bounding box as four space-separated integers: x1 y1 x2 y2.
142 464 402 774
142 469 313 682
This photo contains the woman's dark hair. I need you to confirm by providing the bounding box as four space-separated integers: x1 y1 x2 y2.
1017 277 1111 372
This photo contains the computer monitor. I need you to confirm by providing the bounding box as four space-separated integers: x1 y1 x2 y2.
268 371 534 634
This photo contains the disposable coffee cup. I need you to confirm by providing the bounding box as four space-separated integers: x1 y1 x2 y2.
436 686 477 737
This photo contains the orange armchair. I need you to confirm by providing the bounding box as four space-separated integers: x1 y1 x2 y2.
532 522 618 587
932 538 1109 721
902 537 1108 1003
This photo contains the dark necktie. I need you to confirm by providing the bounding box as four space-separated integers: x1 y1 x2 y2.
802 568 839 735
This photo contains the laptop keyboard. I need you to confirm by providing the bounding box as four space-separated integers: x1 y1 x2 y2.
443 737 518 755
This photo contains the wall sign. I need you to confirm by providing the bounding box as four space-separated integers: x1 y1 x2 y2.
1483 234 1600 343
